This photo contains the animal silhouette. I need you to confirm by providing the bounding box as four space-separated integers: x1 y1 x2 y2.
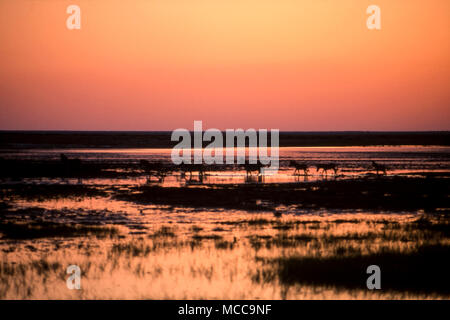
315 163 338 176
242 162 265 177
178 163 206 179
289 160 309 176
139 160 170 182
60 153 82 183
371 161 387 176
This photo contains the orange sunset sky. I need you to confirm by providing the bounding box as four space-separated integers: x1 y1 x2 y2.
0 0 449 131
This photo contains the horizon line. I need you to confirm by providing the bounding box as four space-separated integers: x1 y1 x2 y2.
1 130 449 134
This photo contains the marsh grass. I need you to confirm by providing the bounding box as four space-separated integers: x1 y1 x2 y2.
0 258 65 299
246 215 450 296
191 225 203 232
192 234 223 241
219 218 271 226
247 215 448 251
0 201 448 299
214 240 236 250
150 226 176 238
0 260 61 277
110 237 206 257
259 244 450 295
111 241 152 257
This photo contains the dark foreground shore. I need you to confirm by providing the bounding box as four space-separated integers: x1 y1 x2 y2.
115 176 450 212
1 131 449 149
2 175 449 213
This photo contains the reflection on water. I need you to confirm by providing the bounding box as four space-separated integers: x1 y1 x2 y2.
2 204 448 299
2 193 449 299
1 146 449 187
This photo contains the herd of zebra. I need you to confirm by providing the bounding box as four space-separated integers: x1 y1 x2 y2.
60 154 388 183
288 160 387 176
140 159 387 179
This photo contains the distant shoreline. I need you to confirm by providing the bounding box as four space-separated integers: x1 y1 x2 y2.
0 131 449 149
